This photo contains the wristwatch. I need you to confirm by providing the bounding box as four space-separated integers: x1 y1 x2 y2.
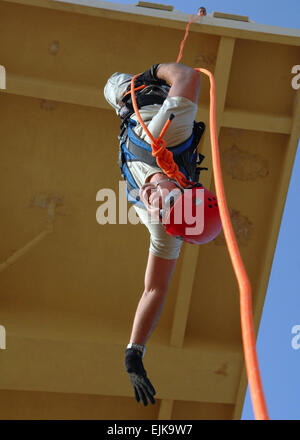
127 342 146 358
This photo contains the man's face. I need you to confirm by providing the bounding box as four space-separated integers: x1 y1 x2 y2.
140 179 182 220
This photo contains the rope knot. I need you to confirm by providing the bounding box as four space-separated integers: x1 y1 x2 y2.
151 138 166 156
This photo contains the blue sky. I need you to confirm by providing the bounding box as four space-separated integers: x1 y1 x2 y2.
109 0 300 419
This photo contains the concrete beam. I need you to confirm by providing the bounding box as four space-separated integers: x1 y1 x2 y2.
2 73 294 135
2 0 300 45
0 335 242 404
4 73 108 109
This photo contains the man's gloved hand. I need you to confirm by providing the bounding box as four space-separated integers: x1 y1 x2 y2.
125 348 156 406
137 64 168 87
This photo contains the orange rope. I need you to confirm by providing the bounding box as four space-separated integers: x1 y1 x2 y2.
130 10 269 420
176 13 201 63
196 66 269 421
130 74 192 188
122 84 146 100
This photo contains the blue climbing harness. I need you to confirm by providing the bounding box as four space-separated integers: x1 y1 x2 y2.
118 117 207 209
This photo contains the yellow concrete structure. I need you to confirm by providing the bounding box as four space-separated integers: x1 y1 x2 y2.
0 0 299 420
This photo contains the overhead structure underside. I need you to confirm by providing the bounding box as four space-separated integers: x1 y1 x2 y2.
0 0 299 420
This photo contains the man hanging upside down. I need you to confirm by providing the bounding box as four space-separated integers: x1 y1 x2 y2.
104 61 220 406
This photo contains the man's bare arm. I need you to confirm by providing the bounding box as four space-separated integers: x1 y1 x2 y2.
156 62 200 104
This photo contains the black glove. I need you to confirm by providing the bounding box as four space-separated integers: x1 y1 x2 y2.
137 64 168 87
125 348 156 406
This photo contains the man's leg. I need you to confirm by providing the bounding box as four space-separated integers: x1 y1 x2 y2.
129 252 177 345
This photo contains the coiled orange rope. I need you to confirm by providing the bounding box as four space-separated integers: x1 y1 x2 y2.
130 10 269 420
130 78 191 187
